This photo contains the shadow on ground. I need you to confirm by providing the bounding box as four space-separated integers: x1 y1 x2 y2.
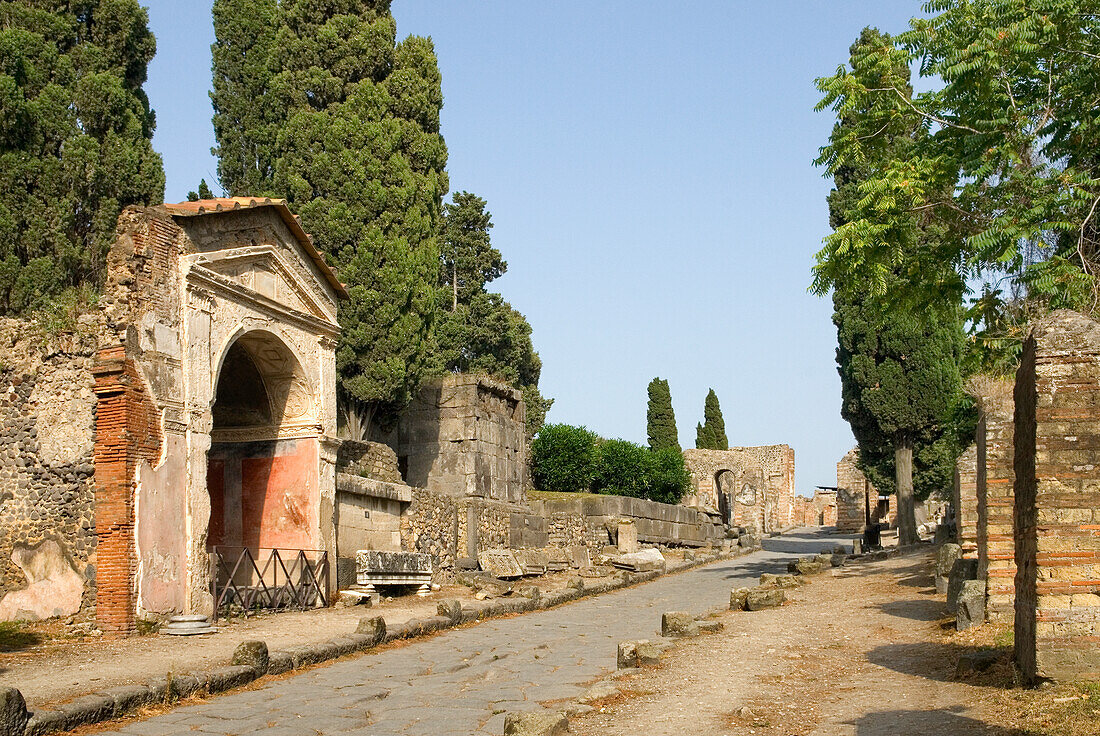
760 537 851 555
866 641 1013 687
847 706 1036 735
0 622 44 653
878 599 946 622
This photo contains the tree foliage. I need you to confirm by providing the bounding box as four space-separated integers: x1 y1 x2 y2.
530 423 598 494
0 0 164 313
646 377 680 452
695 389 728 450
814 2 1100 371
211 0 449 433
432 191 551 438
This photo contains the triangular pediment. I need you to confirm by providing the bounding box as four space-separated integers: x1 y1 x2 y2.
197 247 338 325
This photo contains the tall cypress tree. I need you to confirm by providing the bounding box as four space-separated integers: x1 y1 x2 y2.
646 378 679 452
212 0 449 436
695 389 728 449
210 0 278 196
0 0 165 313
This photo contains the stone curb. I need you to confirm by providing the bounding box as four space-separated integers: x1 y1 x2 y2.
7 542 762 736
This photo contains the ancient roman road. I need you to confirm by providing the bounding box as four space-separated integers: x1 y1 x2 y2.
103 529 846 736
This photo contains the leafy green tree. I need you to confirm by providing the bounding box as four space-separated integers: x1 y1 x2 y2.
0 0 165 313
646 378 680 452
432 191 551 438
814 3 1100 341
695 389 728 450
210 0 279 197
211 0 449 435
593 439 650 498
531 424 598 493
646 448 691 505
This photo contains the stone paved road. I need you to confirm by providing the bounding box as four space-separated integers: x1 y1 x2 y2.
104 529 848 736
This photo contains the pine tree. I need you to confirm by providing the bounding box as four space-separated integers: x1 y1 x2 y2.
646 378 679 452
0 0 165 313
212 0 449 435
695 389 727 449
187 179 214 201
210 0 279 196
432 192 551 438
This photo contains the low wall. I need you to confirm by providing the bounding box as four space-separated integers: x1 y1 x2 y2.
528 494 724 549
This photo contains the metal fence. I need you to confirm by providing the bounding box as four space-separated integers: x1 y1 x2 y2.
209 546 329 622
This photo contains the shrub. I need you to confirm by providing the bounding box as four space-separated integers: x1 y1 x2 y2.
592 439 651 497
531 423 598 493
647 448 691 505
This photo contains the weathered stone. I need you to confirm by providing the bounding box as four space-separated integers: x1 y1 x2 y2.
745 588 786 610
437 599 462 624
355 615 386 645
616 520 639 554
478 549 524 579
0 687 28 736
503 710 569 736
0 539 84 621
956 579 987 631
697 619 723 633
513 549 549 576
202 665 256 694
760 573 802 589
231 640 269 674
617 639 660 669
730 587 751 611
611 548 665 573
947 558 979 614
578 681 620 704
787 558 824 576
567 545 590 569
355 550 433 587
661 611 699 638
935 543 961 595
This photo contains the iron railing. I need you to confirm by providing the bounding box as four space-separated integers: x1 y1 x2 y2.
210 546 329 622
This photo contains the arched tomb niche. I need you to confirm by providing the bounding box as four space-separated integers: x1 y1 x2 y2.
206 330 319 552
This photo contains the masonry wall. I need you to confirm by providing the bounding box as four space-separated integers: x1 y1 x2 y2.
1014 310 1100 685
682 446 793 533
0 320 100 623
398 375 527 503
836 449 870 533
528 495 724 549
974 378 1016 620
954 444 979 556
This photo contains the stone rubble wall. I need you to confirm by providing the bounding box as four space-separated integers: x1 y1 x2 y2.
528 494 724 550
0 318 102 623
337 440 401 483
1013 310 1100 685
972 376 1016 621
953 444 979 556
836 448 872 533
682 445 794 533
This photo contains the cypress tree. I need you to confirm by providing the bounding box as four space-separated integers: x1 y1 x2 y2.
210 0 279 196
0 0 164 313
212 0 449 435
646 378 679 452
695 389 728 449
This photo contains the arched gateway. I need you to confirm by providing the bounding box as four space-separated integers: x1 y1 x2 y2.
92 198 344 635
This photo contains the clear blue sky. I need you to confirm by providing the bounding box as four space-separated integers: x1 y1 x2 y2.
144 1 925 495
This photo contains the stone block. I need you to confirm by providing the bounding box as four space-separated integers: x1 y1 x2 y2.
231 640 269 674
513 548 549 576
788 558 824 576
478 549 524 578
437 599 462 624
936 543 961 595
355 615 387 645
697 619 723 633
202 665 256 694
569 545 591 569
746 588 786 610
730 587 751 611
611 548 665 572
760 573 802 589
661 611 699 637
503 710 569 736
957 580 987 631
617 520 639 554
947 558 979 614
0 688 28 736
578 681 620 703
97 685 151 717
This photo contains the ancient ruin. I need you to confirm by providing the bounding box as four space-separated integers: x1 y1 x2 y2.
835 448 891 533
682 445 796 533
972 377 1016 620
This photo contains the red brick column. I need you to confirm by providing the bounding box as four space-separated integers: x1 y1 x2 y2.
92 345 161 638
1014 311 1100 685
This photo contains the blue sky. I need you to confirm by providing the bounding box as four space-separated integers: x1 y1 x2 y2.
144 1 926 495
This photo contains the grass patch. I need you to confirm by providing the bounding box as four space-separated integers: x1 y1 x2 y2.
0 620 44 652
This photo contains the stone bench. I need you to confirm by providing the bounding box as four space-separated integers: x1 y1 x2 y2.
355 550 433 597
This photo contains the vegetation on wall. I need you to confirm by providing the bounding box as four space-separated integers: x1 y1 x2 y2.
0 0 165 314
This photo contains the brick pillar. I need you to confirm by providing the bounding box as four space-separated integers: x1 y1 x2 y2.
954 444 978 556
975 382 1015 620
1014 311 1100 685
92 345 161 638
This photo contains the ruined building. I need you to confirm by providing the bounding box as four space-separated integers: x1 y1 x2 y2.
835 448 893 533
682 445 796 532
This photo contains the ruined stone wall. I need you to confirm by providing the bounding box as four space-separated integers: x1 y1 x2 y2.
972 377 1016 620
682 446 792 532
814 490 838 526
731 445 796 528
400 488 546 571
528 495 724 549
836 449 871 532
953 444 979 556
337 440 401 483
398 374 527 503
1014 311 1100 685
0 319 101 623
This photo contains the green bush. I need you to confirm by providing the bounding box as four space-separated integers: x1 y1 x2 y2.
592 439 651 497
647 448 691 505
531 423 598 493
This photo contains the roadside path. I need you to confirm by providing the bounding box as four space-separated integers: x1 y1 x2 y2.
95 529 846 736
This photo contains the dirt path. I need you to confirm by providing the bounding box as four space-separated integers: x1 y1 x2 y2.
570 550 1031 736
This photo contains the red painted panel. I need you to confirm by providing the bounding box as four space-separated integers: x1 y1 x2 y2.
240 440 317 549
207 459 226 548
